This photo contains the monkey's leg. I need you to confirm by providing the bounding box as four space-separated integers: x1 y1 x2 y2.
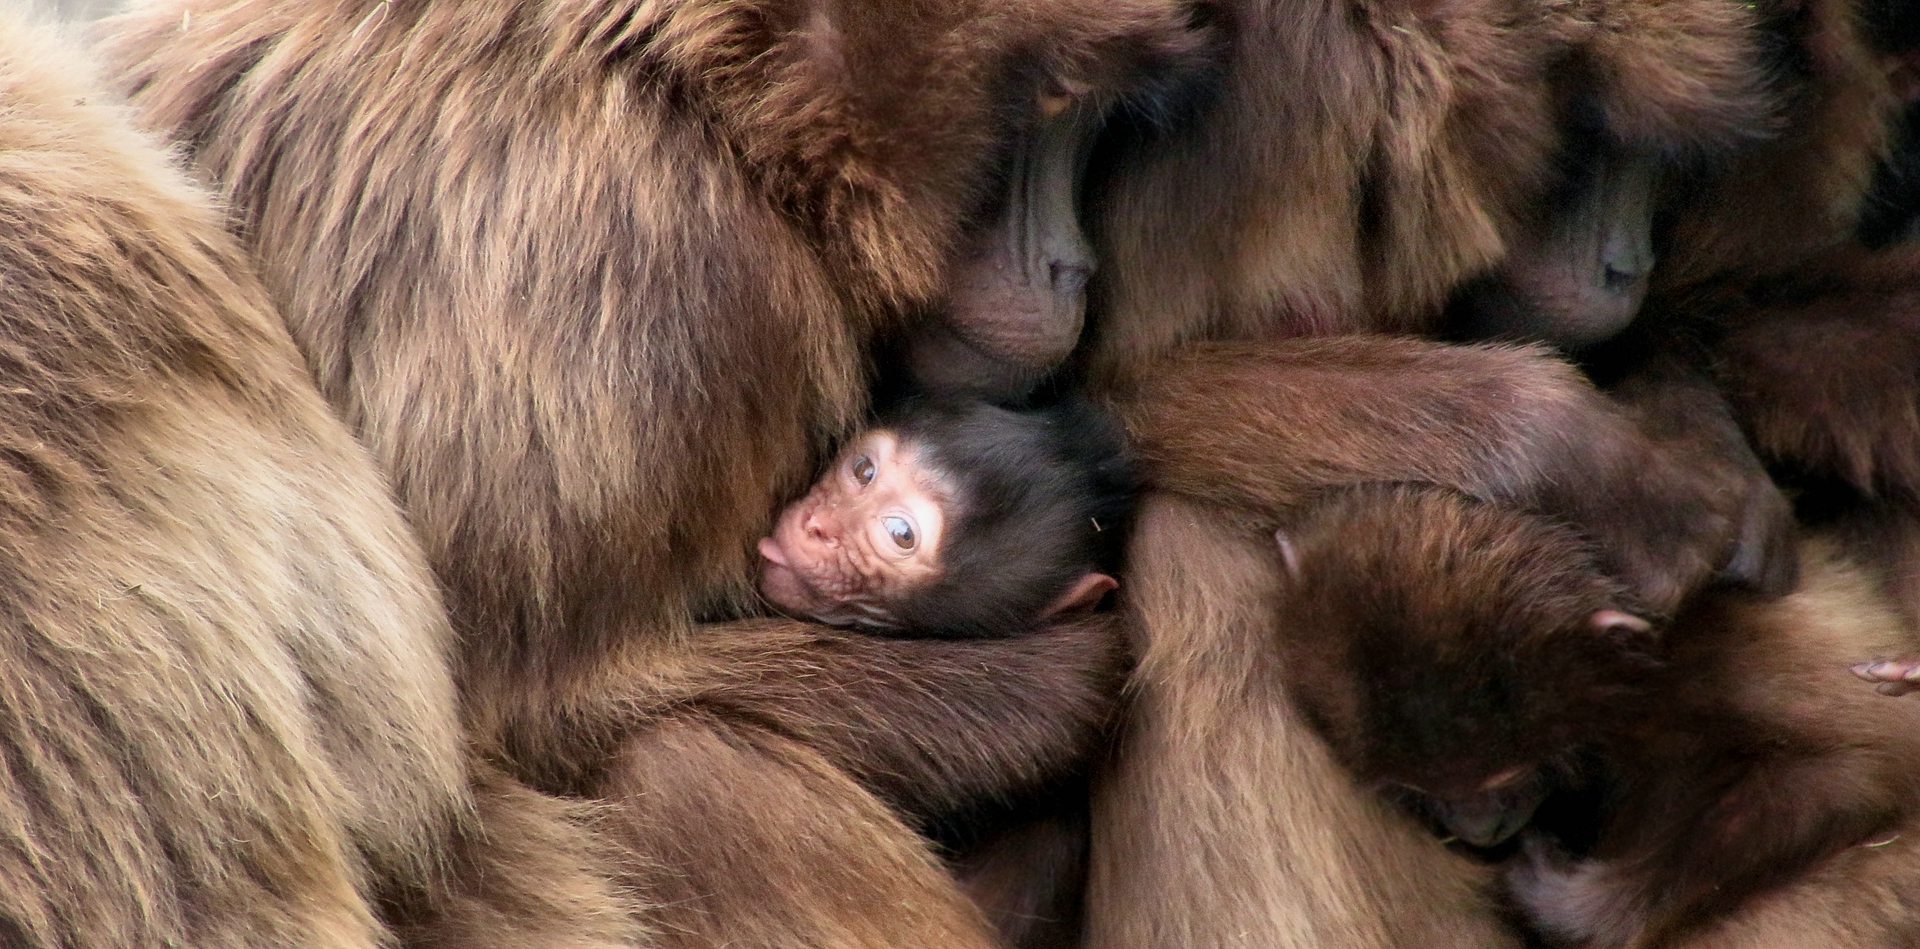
1083 495 1520 949
596 711 1001 949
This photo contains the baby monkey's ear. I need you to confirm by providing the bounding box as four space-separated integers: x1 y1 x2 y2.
1274 529 1301 580
1043 572 1120 618
1590 610 1652 635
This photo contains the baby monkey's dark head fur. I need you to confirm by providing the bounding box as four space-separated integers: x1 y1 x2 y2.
758 397 1137 637
1274 485 1661 847
891 398 1138 637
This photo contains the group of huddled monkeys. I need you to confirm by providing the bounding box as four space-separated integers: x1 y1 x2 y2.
3 0 1920 947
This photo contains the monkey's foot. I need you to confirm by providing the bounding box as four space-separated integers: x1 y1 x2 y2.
1851 658 1920 696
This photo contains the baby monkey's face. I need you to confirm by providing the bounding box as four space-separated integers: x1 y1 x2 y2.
757 430 950 627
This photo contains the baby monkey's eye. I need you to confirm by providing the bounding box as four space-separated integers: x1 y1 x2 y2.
883 515 916 550
851 454 875 485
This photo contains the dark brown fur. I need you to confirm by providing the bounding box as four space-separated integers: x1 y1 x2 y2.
1086 336 1794 949
104 0 1199 945
1267 484 1920 949
1070 4 1795 943
0 17 636 949
1077 0 1773 391
1639 0 1920 503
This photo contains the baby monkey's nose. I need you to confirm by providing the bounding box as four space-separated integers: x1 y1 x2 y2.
804 511 839 546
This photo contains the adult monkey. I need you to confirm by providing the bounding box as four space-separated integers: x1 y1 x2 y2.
1071 1 1795 948
105 1 1211 947
0 17 634 949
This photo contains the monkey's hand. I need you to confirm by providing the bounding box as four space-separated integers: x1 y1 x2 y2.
1600 352 1799 600
1852 657 1920 696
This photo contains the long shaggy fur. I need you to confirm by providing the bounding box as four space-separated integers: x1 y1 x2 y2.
1636 0 1920 505
0 16 476 948
1084 335 1792 949
103 0 1199 945
1078 0 1775 390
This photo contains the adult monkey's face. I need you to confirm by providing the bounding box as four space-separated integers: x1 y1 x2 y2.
905 87 1110 400
1456 151 1662 350
757 431 950 628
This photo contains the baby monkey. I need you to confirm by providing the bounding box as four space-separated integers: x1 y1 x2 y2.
1273 484 1920 947
758 398 1135 638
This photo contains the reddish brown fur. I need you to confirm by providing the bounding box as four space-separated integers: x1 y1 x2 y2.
1643 0 1920 501
1113 338 1772 615
104 0 1198 944
0 16 637 949
1257 483 1920 949
1086 337 1787 949
1524 548 1920 949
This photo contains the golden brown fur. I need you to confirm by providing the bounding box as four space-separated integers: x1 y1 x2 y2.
1089 492 1520 949
103 0 1199 945
0 16 628 949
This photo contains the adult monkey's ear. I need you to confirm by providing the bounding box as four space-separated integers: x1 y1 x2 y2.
1043 572 1120 617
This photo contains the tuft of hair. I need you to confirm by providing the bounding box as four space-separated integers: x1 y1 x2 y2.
889 398 1138 638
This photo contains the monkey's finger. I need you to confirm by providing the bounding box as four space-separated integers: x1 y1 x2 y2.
1852 659 1920 683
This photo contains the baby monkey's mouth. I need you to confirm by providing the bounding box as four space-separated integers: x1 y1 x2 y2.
756 538 901 631
755 538 819 613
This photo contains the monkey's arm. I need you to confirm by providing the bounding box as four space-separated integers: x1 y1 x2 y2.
1711 275 1920 501
1117 336 1780 614
578 615 1128 823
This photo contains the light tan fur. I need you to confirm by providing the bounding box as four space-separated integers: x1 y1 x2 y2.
0 15 458 947
1087 494 1520 949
